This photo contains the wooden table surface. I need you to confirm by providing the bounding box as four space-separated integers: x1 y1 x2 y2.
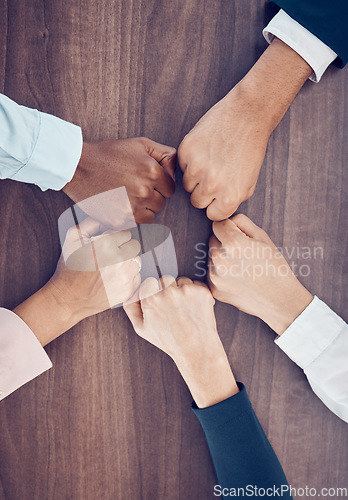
0 1 347 499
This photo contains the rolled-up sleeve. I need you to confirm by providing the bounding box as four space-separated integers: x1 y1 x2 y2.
0 308 52 401
0 94 82 191
275 297 348 423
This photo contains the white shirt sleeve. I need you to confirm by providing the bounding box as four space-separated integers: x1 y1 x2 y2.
275 297 348 423
0 94 82 190
0 308 52 401
263 10 337 82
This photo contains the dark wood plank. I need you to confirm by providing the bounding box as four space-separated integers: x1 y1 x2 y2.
0 0 347 499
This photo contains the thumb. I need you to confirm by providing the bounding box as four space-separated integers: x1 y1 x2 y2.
143 138 177 180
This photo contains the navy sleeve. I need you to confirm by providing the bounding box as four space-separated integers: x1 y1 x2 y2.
192 383 292 499
269 0 348 67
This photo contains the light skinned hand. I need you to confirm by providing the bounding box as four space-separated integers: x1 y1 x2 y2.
63 137 177 226
208 214 313 335
178 38 312 221
14 218 142 346
124 276 239 408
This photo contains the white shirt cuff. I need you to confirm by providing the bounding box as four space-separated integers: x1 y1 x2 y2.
274 296 346 369
263 10 337 83
0 308 52 400
10 111 83 191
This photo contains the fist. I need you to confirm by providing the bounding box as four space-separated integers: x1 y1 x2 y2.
52 217 142 317
208 214 313 334
178 87 269 221
124 276 218 362
64 137 177 227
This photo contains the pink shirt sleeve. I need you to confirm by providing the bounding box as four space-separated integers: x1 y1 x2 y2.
0 307 52 400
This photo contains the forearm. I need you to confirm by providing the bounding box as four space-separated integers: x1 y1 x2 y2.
13 282 81 347
261 279 314 336
230 38 312 133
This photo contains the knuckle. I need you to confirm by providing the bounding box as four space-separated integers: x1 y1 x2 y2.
181 283 193 296
203 174 219 193
220 194 235 207
217 191 239 211
145 160 159 180
137 185 152 199
187 160 201 177
200 182 215 196
163 285 177 300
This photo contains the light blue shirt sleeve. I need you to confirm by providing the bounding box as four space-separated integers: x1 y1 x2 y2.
0 94 83 191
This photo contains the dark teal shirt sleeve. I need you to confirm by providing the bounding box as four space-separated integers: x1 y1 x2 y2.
192 383 292 499
269 0 348 67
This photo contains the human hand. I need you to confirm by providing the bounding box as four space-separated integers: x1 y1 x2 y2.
14 218 142 346
178 39 312 221
178 87 269 221
124 276 239 408
208 214 313 335
63 137 176 226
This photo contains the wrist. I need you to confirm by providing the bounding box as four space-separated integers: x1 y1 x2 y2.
62 141 92 201
232 38 312 133
225 79 277 136
262 282 314 336
173 341 239 408
13 282 81 346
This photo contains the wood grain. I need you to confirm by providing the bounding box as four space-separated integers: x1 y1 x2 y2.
0 0 347 499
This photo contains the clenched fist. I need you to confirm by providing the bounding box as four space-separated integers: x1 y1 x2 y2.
208 214 313 335
178 86 269 221
63 137 177 226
